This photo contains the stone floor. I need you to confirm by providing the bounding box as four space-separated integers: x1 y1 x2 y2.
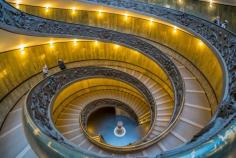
87 108 142 146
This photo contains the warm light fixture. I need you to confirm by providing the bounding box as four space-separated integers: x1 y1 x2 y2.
45 4 50 12
114 44 120 49
209 0 213 7
124 14 128 21
173 26 177 33
71 7 76 15
73 39 78 46
149 19 154 26
199 40 203 46
19 44 25 51
178 0 183 4
49 40 54 48
19 44 25 55
98 10 103 17
94 40 99 46
15 0 21 9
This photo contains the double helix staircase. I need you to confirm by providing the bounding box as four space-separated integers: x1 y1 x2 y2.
1 0 233 157
0 42 212 157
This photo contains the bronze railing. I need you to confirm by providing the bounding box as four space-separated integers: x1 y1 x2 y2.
0 0 188 155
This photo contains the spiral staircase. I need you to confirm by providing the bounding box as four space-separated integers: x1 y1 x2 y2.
0 0 235 158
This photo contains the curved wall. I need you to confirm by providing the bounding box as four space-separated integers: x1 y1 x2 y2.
14 4 225 103
0 41 171 99
0 0 232 157
51 78 151 135
52 78 149 120
0 41 173 125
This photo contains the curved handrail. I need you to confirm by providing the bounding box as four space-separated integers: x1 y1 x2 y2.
46 67 156 128
47 66 182 151
0 0 234 156
135 0 236 34
25 67 183 151
0 0 185 155
75 0 236 156
27 66 160 151
23 92 102 158
0 0 184 115
78 93 184 152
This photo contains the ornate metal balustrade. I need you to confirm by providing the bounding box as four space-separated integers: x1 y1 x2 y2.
76 0 236 157
4 0 236 156
27 66 155 144
0 0 186 152
0 0 184 129
26 63 184 153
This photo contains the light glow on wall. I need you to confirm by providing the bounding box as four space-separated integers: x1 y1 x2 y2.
149 19 154 26
124 14 129 21
71 7 76 15
98 10 103 17
114 44 120 49
15 0 21 9
173 26 178 33
49 40 54 48
94 40 99 46
19 44 25 55
45 4 50 13
178 0 183 5
199 40 204 46
73 39 78 46
0 69 7 78
209 0 213 7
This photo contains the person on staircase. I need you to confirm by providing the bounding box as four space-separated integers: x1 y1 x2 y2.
58 59 66 70
221 20 228 29
213 16 221 25
42 64 49 78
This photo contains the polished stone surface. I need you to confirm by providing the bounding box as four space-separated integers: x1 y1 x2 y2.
114 121 126 137
100 115 141 146
87 108 142 147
